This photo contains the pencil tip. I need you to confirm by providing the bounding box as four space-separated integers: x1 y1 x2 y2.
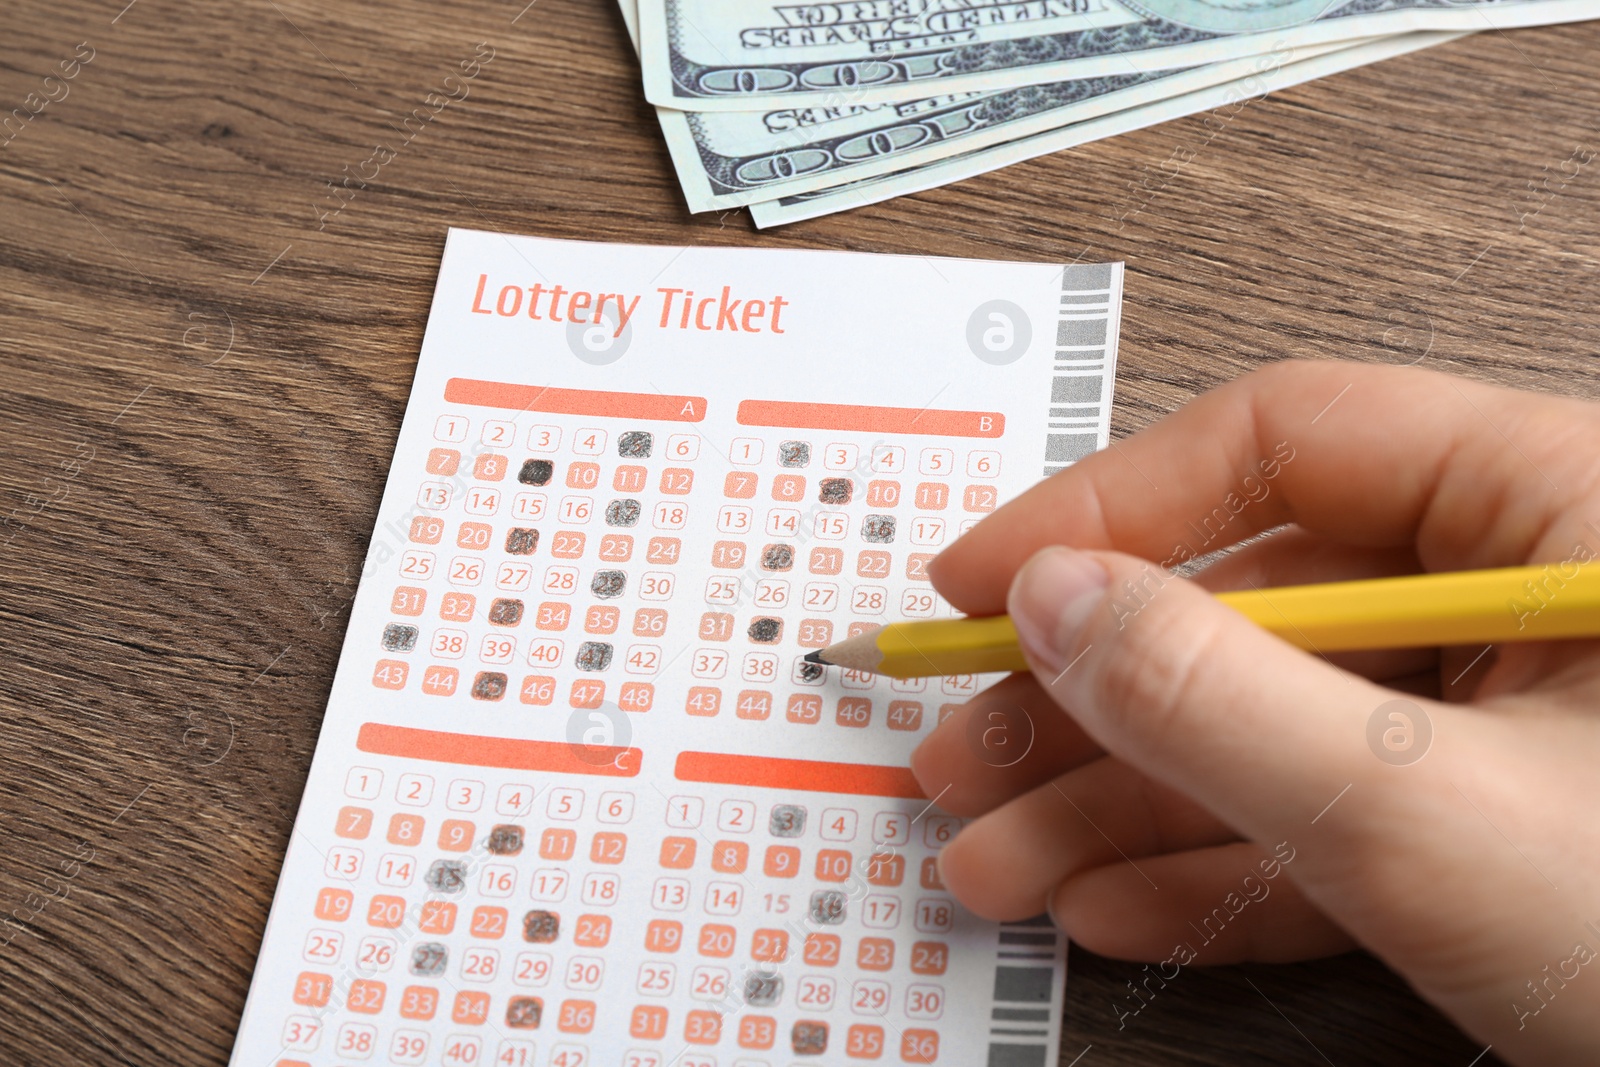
802 650 827 666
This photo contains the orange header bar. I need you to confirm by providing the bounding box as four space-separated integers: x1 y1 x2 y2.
738 399 1002 438
358 723 641 778
446 378 707 422
674 751 924 799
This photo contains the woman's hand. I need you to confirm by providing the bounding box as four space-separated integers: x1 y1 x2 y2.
912 360 1600 1065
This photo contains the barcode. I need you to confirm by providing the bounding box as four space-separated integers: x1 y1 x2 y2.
1046 262 1122 476
988 915 1060 1066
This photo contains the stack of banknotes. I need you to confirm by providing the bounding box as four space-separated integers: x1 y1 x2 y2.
617 0 1595 226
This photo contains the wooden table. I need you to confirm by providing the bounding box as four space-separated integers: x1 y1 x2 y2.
4 2 1597 1063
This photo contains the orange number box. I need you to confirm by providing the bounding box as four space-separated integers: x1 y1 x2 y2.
590 832 628 864
809 547 843 574
426 447 460 475
699 612 733 640
911 941 948 976
901 1029 940 1063
452 990 490 1025
815 849 852 882
797 619 832 648
473 452 507 481
660 836 696 869
631 1004 668 1041
387 813 423 846
313 887 352 923
857 550 891 578
711 841 748 874
772 473 805 501
763 845 800 878
866 851 906 887
646 536 681 564
470 905 507 939
619 681 654 712
686 686 722 717
684 1009 722 1045
540 828 577 860
574 914 612 947
613 464 647 492
366 894 403 928
570 679 606 709
644 919 682 953
335 806 372 840
964 483 998 512
836 697 871 728
418 900 456 935
847 1023 885 1060
887 701 923 732
739 1015 776 1050
914 481 949 510
292 971 331 1007
558 999 596 1034
750 928 788 963
347 978 386 1014
735 689 771 721
698 924 735 958
660 468 693 494
440 591 476 621
858 937 895 971
371 659 408 691
520 675 556 706
421 665 458 696
633 608 668 636
536 602 571 631
786 695 821 724
439 819 474 852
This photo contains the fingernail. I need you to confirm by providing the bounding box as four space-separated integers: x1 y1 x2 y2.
908 737 931 785
1008 547 1107 674
1045 888 1066 931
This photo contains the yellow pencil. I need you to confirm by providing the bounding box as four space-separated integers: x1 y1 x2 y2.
804 563 1600 678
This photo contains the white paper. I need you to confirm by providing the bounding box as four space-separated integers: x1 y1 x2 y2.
230 229 1123 1067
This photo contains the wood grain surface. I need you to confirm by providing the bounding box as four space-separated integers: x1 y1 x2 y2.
3 2 1598 1064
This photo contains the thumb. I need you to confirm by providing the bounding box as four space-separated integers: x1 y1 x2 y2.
1007 545 1392 847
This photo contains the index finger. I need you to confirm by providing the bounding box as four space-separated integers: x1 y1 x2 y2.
930 359 1599 615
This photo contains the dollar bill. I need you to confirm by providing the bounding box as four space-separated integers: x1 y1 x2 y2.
618 0 643 44
621 0 1369 213
747 31 1466 226
639 0 1589 110
658 39 1375 212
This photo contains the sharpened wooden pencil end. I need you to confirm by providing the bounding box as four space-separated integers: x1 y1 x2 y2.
806 630 886 673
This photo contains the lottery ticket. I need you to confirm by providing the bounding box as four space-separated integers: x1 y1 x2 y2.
230 228 1123 1067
